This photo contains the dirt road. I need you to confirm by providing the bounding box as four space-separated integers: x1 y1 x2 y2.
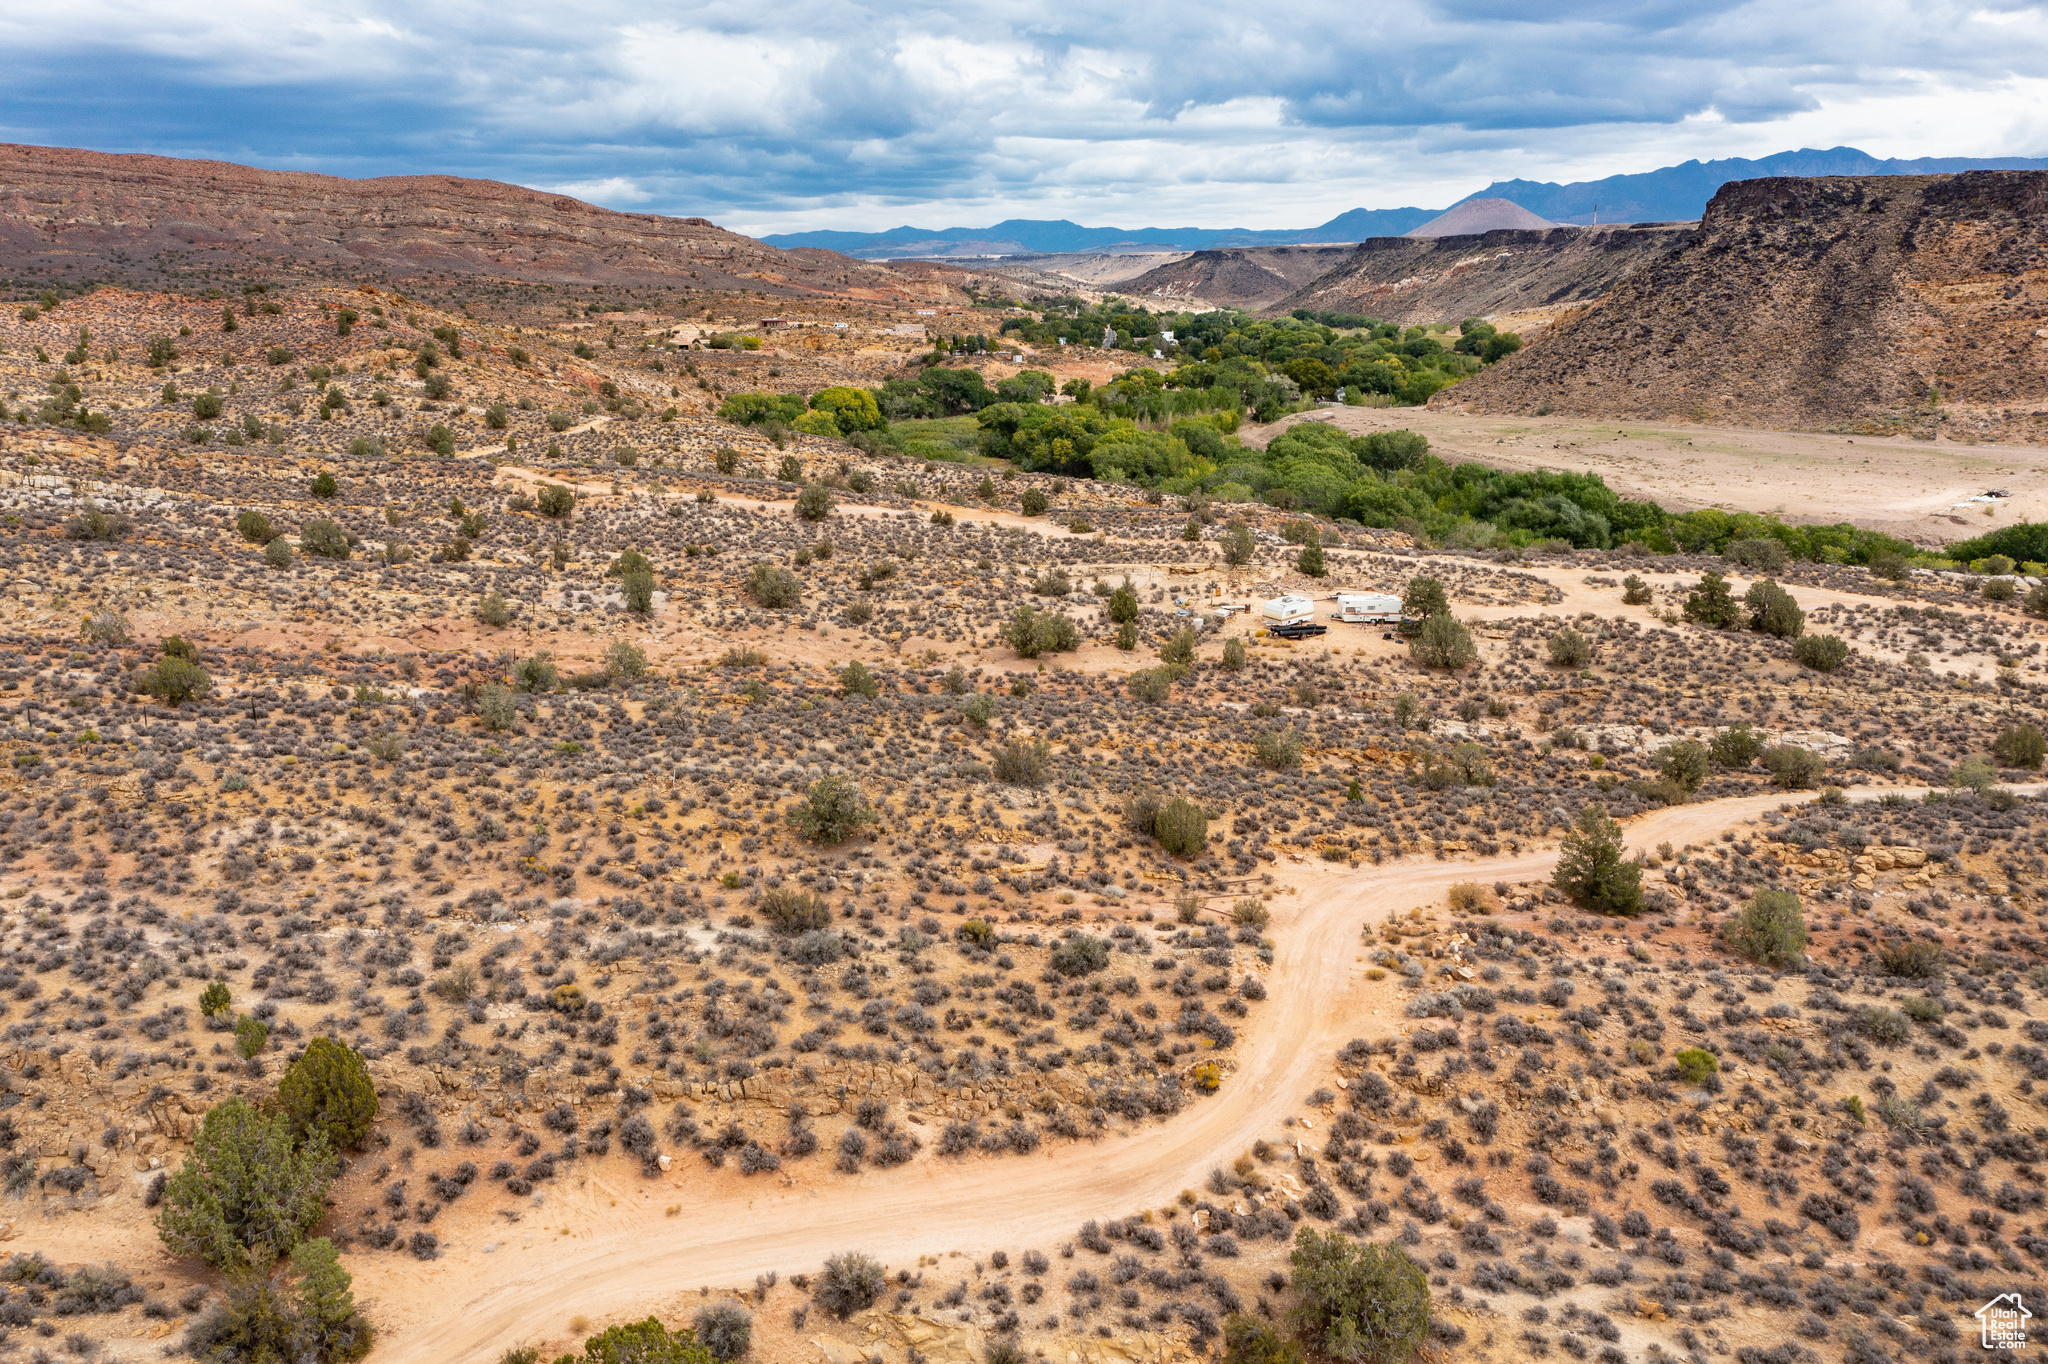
368 783 1962 1362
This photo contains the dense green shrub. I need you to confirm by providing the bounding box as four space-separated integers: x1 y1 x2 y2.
1724 890 1807 968
1547 627 1592 667
746 562 802 608
1674 1048 1719 1085
621 569 655 614
182 1242 371 1364
1401 575 1448 619
1708 722 1765 768
475 683 518 731
537 484 576 518
1050 934 1110 977
794 483 835 521
1222 1314 1304 1364
1128 667 1173 703
760 887 832 934
1683 571 1741 628
1763 745 1825 789
1003 605 1077 657
1553 804 1641 915
994 738 1053 787
556 1317 715 1364
157 1099 332 1271
513 652 559 693
139 654 211 706
1153 797 1209 856
1255 728 1302 771
234 1015 268 1059
1994 723 2046 770
787 774 873 846
1287 1228 1430 1364
277 1038 379 1151
1792 634 1849 672
1409 612 1475 669
1296 525 1325 577
1654 740 1709 794
299 518 350 560
1722 535 1787 570
1743 579 1804 637
839 660 879 698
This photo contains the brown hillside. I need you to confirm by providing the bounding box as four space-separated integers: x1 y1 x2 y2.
1112 244 1354 309
1438 170 2048 442
0 142 937 299
1405 195 1557 236
1276 222 1693 324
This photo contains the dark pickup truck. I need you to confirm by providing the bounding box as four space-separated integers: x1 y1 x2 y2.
1267 620 1329 639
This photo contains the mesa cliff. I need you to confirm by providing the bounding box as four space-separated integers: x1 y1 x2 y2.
0 142 941 298
1439 171 2048 441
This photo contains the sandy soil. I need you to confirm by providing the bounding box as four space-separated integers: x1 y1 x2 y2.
364 782 1983 1364
1244 407 2046 546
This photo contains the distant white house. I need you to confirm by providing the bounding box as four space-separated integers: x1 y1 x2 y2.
1977 1292 2031 1350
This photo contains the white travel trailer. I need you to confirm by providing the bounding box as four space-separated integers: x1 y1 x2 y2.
1334 592 1404 623
1260 594 1316 627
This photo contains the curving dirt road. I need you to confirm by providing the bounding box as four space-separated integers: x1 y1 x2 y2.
367 782 1971 1362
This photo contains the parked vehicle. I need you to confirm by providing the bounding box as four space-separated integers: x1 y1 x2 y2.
1334 592 1404 624
1260 594 1316 627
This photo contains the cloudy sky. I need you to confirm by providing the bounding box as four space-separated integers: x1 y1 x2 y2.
3 0 2046 235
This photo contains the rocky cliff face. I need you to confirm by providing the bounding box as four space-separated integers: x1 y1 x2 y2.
0 142 926 297
1275 223 1693 324
1111 246 1356 311
1438 171 2048 442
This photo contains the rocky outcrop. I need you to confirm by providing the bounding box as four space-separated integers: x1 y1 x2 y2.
1437 171 2048 442
1273 223 1693 324
0 143 933 298
1113 246 1356 311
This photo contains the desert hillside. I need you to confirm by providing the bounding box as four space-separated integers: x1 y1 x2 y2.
1276 224 1695 325
0 143 961 302
1 145 2047 1364
1108 247 1357 311
1440 171 2048 442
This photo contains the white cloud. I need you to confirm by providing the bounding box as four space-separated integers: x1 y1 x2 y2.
3 0 2046 232
540 175 655 206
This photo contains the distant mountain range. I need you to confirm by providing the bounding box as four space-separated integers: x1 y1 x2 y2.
763 208 1437 258
763 146 2048 258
